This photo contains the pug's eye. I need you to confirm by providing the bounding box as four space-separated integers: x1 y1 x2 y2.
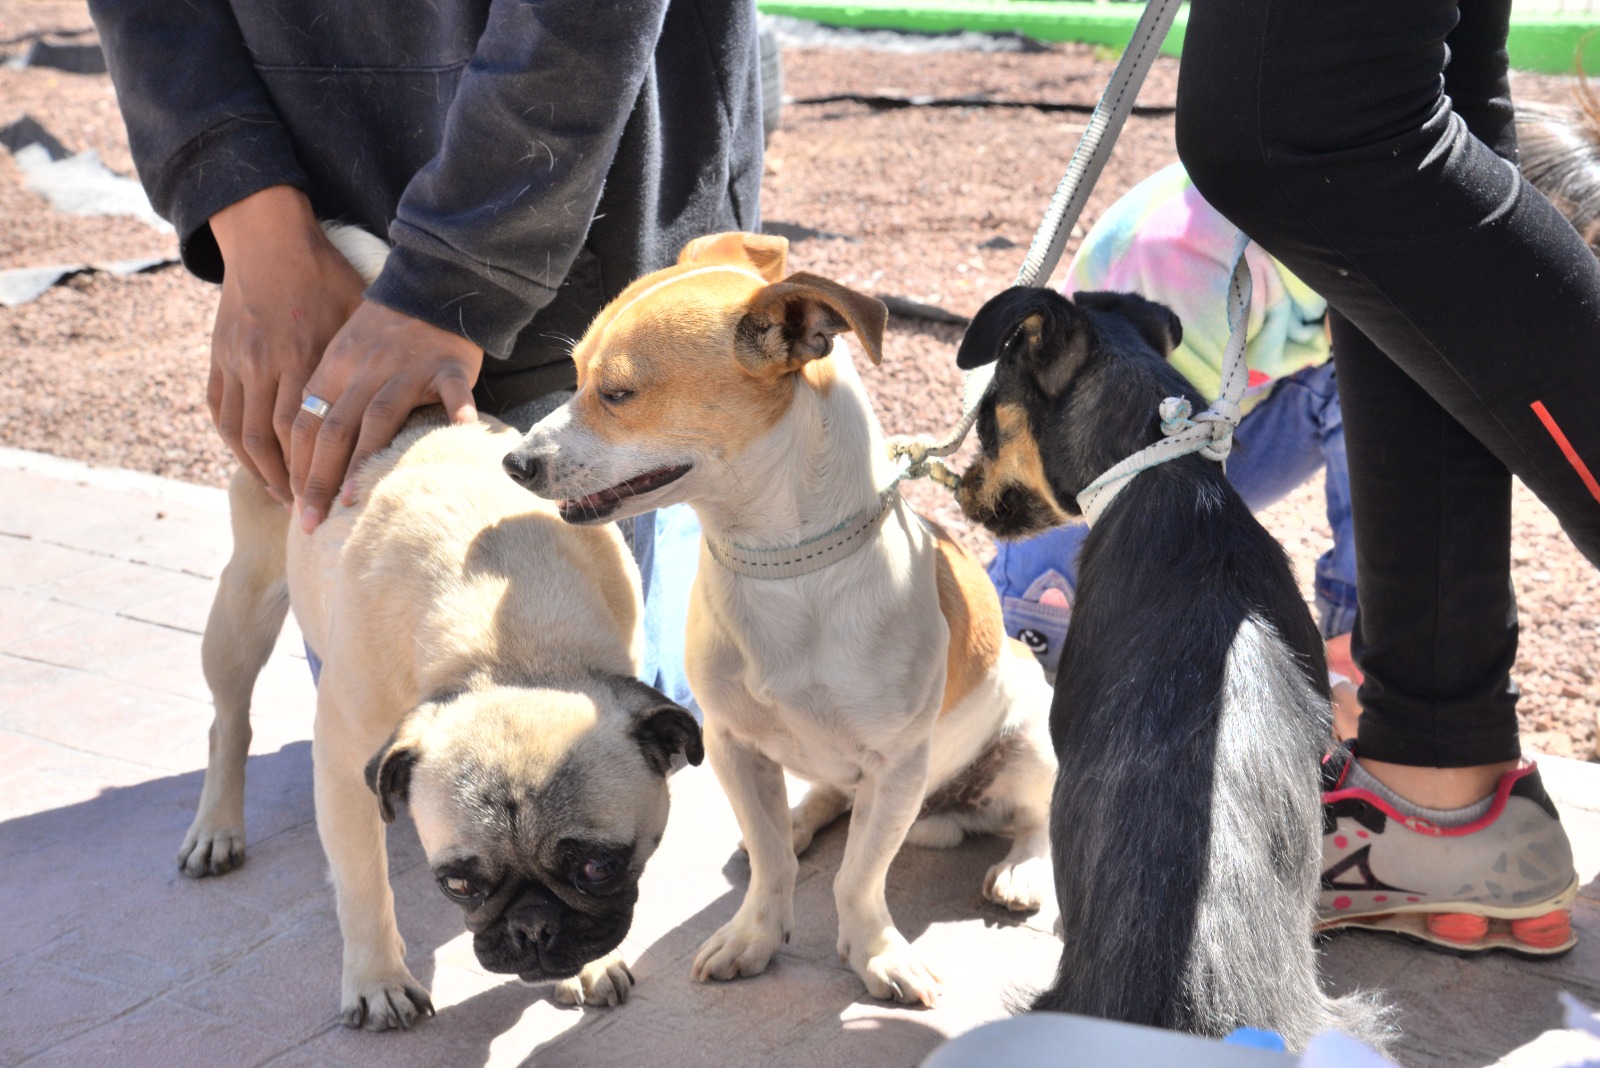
573 855 624 893
438 875 484 901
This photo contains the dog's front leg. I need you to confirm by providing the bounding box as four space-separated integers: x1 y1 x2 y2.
692 722 797 983
313 704 433 1031
835 747 941 1006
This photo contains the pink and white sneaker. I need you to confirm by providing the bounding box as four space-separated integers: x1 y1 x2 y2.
1319 743 1579 957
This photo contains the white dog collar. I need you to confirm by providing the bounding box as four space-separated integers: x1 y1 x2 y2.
704 487 898 580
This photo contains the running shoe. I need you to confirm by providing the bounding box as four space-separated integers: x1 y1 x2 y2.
1318 742 1579 957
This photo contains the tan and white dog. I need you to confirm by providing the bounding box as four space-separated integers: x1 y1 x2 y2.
178 227 702 1031
503 232 1056 1006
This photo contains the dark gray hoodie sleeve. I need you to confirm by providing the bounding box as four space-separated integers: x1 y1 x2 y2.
90 0 675 359
86 0 311 281
366 0 672 359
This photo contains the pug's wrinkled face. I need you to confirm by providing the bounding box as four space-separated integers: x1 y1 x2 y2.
365 673 702 981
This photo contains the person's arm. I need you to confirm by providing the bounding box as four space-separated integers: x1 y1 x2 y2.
87 0 310 280
289 0 673 528
89 0 367 501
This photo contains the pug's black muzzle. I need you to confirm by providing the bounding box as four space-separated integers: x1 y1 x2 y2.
470 881 633 981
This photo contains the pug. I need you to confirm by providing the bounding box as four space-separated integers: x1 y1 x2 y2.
180 404 701 1031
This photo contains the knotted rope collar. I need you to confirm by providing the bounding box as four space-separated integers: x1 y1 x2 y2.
1074 230 1254 527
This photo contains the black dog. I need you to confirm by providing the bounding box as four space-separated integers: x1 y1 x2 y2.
954 287 1390 1048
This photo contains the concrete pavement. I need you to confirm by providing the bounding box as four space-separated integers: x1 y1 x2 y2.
3 443 1600 1068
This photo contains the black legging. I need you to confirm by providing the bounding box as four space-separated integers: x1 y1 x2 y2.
1176 0 1600 768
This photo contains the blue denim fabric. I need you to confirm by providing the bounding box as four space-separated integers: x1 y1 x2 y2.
988 362 1356 675
633 502 704 719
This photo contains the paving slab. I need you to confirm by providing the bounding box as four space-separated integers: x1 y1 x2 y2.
2 444 1599 1068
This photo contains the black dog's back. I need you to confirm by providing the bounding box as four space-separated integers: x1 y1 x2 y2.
1041 461 1330 1035
954 287 1390 1049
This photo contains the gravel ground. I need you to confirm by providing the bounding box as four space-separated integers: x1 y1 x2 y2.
1 2 1596 757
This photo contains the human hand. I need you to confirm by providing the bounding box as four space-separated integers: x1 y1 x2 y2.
209 186 367 505
290 300 483 532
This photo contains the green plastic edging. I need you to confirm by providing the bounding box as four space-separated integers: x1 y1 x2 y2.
761 0 1186 55
759 0 1600 74
1508 16 1600 75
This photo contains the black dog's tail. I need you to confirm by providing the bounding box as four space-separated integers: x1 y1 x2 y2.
1033 509 1393 1049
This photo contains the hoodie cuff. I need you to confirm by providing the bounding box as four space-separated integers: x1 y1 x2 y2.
152 116 311 283
365 235 558 359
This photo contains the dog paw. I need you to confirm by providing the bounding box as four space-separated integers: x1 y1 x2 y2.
340 973 435 1031
840 928 940 1007
983 854 1049 912
904 814 965 850
176 822 246 878
691 909 790 982
554 952 634 1008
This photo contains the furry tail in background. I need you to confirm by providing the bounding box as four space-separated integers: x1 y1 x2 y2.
1518 69 1600 254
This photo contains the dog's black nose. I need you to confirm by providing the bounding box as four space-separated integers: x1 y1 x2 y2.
506 909 560 954
502 449 544 490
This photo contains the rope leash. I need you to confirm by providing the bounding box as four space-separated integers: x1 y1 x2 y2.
1076 230 1254 525
885 0 1187 482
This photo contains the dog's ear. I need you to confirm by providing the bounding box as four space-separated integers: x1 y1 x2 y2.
632 703 704 777
678 231 789 282
1072 290 1184 357
365 728 421 825
609 674 704 776
737 272 887 372
958 288 1089 399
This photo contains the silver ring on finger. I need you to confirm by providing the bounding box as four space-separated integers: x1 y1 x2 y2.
300 394 332 420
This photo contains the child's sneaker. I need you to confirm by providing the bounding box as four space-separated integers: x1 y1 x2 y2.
1319 743 1579 957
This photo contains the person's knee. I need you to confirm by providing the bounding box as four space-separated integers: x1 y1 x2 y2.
1175 106 1279 239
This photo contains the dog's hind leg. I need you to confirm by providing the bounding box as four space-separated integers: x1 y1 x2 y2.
981 697 1056 913
905 812 966 848
790 785 852 856
692 722 799 983
179 471 290 878
984 820 1051 913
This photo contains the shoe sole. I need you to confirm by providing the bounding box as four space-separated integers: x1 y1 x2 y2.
1317 878 1579 959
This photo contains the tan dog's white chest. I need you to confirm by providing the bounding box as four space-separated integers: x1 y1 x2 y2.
685 516 953 782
